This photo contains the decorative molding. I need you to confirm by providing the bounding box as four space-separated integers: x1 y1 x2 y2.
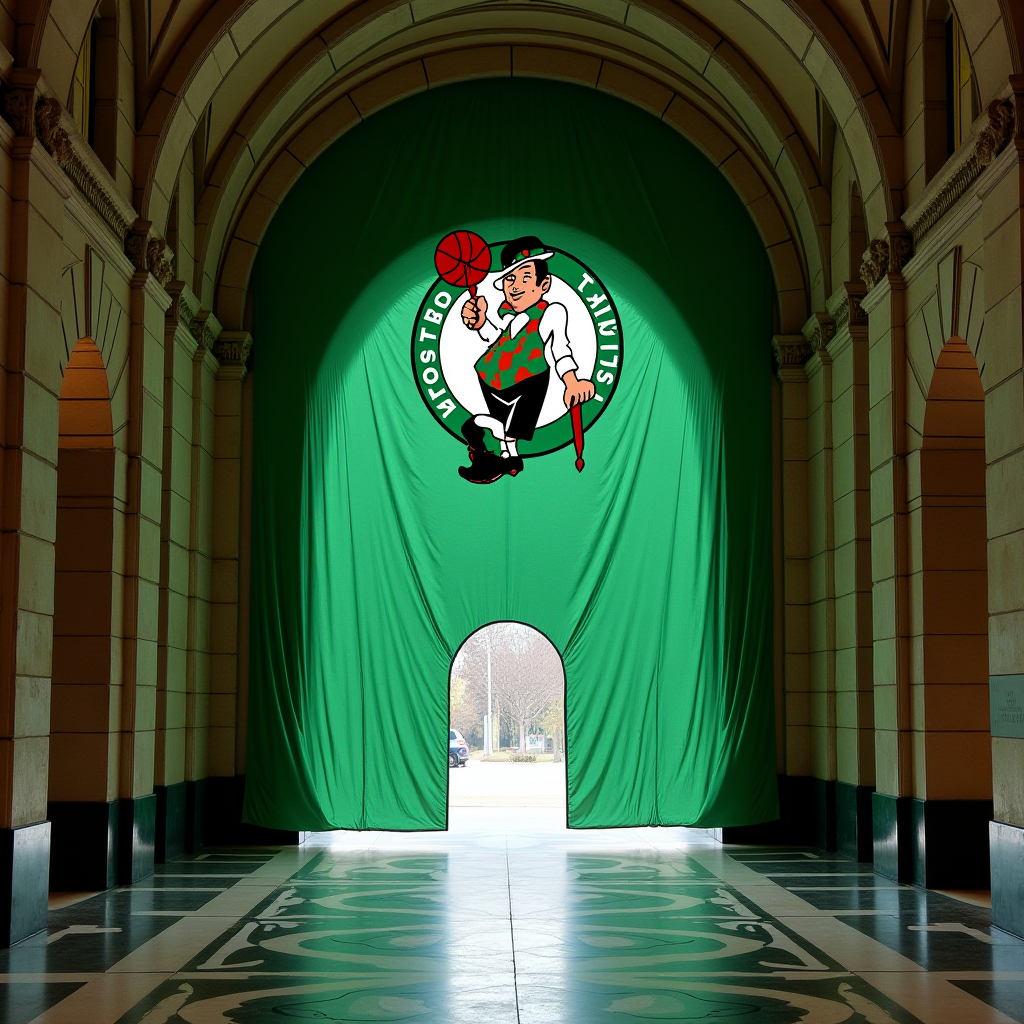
0 73 176 285
146 238 174 286
214 331 253 377
802 311 835 352
901 95 1015 248
859 239 889 289
1 68 40 137
192 310 223 355
826 281 868 332
859 223 913 290
36 100 139 246
165 281 223 355
33 97 70 163
772 334 812 379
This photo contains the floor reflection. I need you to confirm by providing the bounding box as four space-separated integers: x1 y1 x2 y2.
1 810 1021 1022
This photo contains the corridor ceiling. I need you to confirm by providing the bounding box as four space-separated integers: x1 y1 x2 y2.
11 0 1017 333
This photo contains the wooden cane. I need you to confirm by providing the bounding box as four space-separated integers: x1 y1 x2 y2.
571 403 584 472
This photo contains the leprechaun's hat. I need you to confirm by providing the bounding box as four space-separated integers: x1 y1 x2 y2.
493 235 554 288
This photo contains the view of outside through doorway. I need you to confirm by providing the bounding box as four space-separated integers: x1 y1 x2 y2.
449 623 566 811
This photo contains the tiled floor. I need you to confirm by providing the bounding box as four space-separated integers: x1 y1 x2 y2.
2 807 1023 1023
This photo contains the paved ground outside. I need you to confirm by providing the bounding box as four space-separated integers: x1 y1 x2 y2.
448 759 567 807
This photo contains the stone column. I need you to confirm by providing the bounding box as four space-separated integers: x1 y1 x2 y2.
119 224 172 883
987 75 1024 937
207 331 252 836
804 314 839 849
827 285 875 861
0 70 68 943
184 309 220 850
772 334 812 832
154 283 200 861
861 227 915 881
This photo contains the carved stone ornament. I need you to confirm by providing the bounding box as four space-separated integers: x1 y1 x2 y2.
804 311 836 352
860 225 913 290
125 220 151 272
772 335 812 368
825 282 867 332
888 226 913 274
147 239 175 287
2 88 33 137
34 97 71 165
976 98 1014 166
905 95 1016 245
214 332 253 365
859 239 889 288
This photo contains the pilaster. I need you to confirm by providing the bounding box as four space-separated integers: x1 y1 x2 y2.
861 224 915 879
209 332 251 782
773 334 812 781
0 68 68 942
119 250 171 881
988 74 1024 936
154 282 201 860
827 284 875 861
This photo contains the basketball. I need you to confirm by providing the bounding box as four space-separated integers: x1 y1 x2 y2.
435 230 491 288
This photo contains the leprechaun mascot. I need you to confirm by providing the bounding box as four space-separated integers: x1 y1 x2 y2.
459 236 596 483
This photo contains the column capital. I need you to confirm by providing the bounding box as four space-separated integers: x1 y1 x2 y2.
802 311 835 356
772 334 812 382
827 281 868 335
214 331 253 381
859 223 913 290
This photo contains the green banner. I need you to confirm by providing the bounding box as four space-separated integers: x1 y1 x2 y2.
245 78 777 830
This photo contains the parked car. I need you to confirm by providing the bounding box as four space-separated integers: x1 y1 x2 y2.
449 729 469 767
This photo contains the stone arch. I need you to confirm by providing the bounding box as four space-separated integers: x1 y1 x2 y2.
125 0 896 260
59 252 129 395
910 334 991 885
210 51 813 336
49 334 122 891
907 249 985 445
182 16 833 317
949 0 1014 106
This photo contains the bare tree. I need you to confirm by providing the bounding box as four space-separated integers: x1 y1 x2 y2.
452 623 563 752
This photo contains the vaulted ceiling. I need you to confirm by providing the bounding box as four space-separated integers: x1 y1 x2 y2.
7 0 1018 330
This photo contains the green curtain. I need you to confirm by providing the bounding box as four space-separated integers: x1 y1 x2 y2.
245 79 777 830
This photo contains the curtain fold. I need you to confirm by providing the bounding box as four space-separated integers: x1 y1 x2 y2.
245 79 777 830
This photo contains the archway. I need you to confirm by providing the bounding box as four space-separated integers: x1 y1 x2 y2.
48 336 119 892
914 335 991 888
449 623 566 819
242 78 777 834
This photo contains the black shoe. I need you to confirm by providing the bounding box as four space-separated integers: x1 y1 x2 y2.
458 449 506 484
505 455 524 477
461 417 487 449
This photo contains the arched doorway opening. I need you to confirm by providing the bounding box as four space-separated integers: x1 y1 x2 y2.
449 623 566 822
915 334 990 888
48 336 119 892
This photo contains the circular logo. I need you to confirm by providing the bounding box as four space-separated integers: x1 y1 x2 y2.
412 234 622 473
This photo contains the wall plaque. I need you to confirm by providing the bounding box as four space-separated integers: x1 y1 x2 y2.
991 674 1024 738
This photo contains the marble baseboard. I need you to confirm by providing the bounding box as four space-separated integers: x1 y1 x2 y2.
118 794 156 883
0 821 50 945
155 782 186 862
991 819 1024 938
872 792 914 882
49 797 156 891
911 798 991 889
836 782 874 862
873 793 991 887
